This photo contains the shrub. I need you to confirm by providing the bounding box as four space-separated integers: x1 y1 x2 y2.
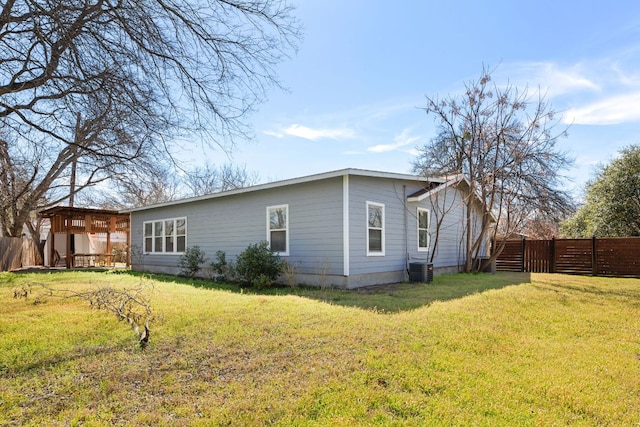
251 274 272 290
235 241 283 288
178 246 207 278
210 250 236 282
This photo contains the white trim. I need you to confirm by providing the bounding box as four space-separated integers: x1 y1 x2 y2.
143 217 187 254
343 175 350 276
417 207 430 252
366 201 385 256
124 168 443 213
267 204 289 256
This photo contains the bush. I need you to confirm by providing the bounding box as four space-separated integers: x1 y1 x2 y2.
210 250 236 282
251 274 273 290
178 246 207 278
235 241 283 288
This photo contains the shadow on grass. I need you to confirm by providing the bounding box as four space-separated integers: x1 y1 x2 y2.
533 279 640 300
1 343 126 377
8 269 532 313
121 270 532 313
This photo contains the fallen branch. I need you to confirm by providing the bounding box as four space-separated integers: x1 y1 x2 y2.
79 284 153 348
18 280 153 348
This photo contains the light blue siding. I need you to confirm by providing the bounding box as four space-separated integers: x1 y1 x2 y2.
131 177 345 278
344 175 479 282
407 185 467 269
129 169 489 287
348 176 420 278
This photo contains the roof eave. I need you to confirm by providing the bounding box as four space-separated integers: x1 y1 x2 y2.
122 168 444 213
407 174 467 202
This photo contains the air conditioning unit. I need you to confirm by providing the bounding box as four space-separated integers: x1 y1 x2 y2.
409 262 433 283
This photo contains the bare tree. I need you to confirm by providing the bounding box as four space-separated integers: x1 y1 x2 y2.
182 163 259 197
76 162 181 210
413 67 574 271
0 134 40 237
421 178 466 265
79 162 259 209
520 216 561 239
0 0 300 236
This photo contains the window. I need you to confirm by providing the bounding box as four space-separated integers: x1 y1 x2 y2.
367 202 385 256
143 217 186 253
267 205 288 255
417 208 430 252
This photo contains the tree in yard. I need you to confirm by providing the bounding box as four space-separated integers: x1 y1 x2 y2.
420 179 466 264
413 67 574 271
78 162 260 209
520 216 561 240
75 159 182 210
0 0 300 236
561 145 640 237
182 163 259 197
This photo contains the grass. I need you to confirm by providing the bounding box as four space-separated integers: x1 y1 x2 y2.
1 270 639 426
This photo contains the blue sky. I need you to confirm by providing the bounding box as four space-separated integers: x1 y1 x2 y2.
205 0 640 198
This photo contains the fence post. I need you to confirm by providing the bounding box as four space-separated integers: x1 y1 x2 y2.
550 237 556 273
521 238 526 272
592 236 597 276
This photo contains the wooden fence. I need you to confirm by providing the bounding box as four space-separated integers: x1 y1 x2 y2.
495 237 640 278
0 237 43 271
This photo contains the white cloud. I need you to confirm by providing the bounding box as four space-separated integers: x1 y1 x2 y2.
263 129 284 138
497 62 600 97
497 61 640 125
283 124 356 140
263 124 356 141
262 98 419 143
367 128 420 153
563 92 640 125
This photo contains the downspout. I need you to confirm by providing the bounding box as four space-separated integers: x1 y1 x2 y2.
404 184 408 280
343 175 350 279
458 196 466 272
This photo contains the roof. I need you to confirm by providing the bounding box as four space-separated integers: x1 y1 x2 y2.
123 168 447 213
406 174 468 202
39 206 128 218
406 181 445 199
407 174 498 223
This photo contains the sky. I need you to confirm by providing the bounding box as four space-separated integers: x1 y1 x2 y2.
194 0 640 199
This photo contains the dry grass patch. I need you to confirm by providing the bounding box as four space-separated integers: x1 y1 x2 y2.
1 271 639 426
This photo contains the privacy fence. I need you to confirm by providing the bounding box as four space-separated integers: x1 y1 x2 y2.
0 237 43 271
494 237 640 278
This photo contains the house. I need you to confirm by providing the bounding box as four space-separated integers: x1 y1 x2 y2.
126 168 490 288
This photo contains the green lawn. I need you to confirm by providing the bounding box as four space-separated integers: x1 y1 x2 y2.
1 270 639 426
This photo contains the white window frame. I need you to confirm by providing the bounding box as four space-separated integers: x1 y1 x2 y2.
417 207 430 252
366 201 385 256
267 204 289 256
143 217 187 254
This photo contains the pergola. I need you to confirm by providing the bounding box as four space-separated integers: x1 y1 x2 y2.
39 206 130 269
